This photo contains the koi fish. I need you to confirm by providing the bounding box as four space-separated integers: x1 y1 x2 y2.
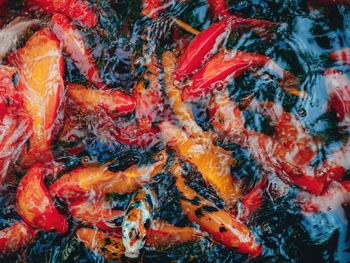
324 69 350 121
16 163 69 234
159 121 239 207
66 83 135 116
27 0 97 28
0 222 37 254
209 91 328 194
172 160 262 257
181 50 299 101
174 17 232 83
68 197 124 231
50 14 105 90
76 228 125 261
9 28 65 168
77 222 204 260
50 150 168 200
122 188 156 258
174 16 282 84
0 17 41 62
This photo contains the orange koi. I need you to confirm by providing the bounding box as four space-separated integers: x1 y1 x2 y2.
50 150 168 200
9 28 65 168
159 121 239 207
172 161 262 257
66 83 135 116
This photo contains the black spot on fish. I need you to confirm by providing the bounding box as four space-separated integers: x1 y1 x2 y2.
187 196 201 206
101 247 107 252
201 205 219 213
219 227 227 233
26 139 30 151
104 238 112 245
144 219 151 230
195 208 204 218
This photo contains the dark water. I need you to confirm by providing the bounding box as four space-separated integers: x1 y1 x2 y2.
1 0 350 262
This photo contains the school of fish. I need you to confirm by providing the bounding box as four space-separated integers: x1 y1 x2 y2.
0 0 349 261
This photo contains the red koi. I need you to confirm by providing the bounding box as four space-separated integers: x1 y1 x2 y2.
298 181 350 213
174 16 281 83
27 0 97 28
174 17 232 83
51 14 105 89
209 91 327 194
16 163 69 234
0 222 37 254
172 160 262 257
324 69 350 121
8 28 64 168
182 50 295 101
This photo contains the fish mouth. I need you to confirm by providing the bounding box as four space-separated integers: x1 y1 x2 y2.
124 250 140 258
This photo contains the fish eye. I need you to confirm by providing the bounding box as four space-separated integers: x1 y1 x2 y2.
67 134 78 142
157 152 164 161
81 156 91 165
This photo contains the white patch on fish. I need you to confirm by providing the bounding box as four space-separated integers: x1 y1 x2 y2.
0 17 41 62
